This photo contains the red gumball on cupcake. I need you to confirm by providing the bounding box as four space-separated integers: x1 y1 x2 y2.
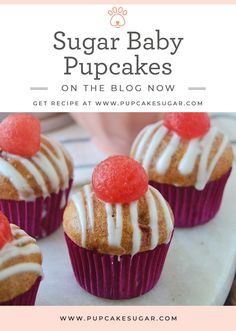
63 155 174 300
0 114 74 238
131 112 233 227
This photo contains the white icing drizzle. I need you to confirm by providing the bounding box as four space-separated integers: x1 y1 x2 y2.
71 192 87 247
41 136 69 189
10 155 48 197
130 201 141 255
0 135 72 200
12 236 35 246
132 123 229 191
132 123 159 161
156 133 180 175
0 244 41 266
0 263 42 281
142 126 168 171
150 186 173 244
145 188 159 250
32 152 60 192
0 158 34 200
0 225 42 281
178 138 201 175
10 228 26 236
70 186 173 254
60 191 67 209
83 185 94 229
196 128 229 190
105 203 123 247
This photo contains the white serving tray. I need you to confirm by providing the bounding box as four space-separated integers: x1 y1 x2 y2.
36 167 236 306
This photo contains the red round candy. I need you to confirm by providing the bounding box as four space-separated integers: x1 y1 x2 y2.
92 156 148 204
164 112 210 139
0 114 41 157
0 211 13 249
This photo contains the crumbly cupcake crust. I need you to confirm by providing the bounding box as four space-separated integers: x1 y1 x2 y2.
0 135 73 201
131 121 233 188
63 184 174 256
0 224 42 303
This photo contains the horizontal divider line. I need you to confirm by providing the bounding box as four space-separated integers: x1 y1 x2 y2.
188 87 206 90
30 87 48 90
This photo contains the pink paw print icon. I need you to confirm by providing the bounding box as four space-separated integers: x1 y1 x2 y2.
108 7 127 28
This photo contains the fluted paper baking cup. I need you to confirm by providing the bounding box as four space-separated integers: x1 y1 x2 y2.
64 233 173 300
0 179 73 239
149 169 231 228
0 277 41 306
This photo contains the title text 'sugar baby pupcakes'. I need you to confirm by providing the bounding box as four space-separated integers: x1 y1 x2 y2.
63 156 174 300
0 114 73 238
0 211 42 305
131 113 233 227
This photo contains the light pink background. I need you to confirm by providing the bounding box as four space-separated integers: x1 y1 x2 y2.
1 0 236 4
0 306 236 331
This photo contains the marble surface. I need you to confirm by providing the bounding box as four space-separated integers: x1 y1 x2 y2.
36 167 236 306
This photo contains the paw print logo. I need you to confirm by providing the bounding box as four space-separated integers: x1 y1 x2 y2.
108 7 127 28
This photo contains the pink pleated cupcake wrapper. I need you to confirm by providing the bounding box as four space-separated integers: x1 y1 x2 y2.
65 233 173 300
0 277 41 306
149 169 231 228
0 179 73 239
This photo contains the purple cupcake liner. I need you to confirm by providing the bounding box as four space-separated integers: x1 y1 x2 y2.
0 277 41 306
0 179 73 239
149 169 231 228
65 233 173 300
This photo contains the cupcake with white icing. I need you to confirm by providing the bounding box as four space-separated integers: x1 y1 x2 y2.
63 155 174 300
0 211 42 305
0 114 73 238
131 112 233 227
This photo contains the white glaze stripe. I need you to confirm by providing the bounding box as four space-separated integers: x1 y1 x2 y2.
105 203 123 247
178 138 201 175
32 152 60 192
41 136 69 188
196 128 229 190
9 225 18 229
12 236 36 246
11 228 29 236
11 155 48 196
150 186 173 244
0 244 41 266
0 136 71 201
145 189 159 249
142 126 168 172
130 201 141 255
0 158 34 200
83 185 94 229
115 204 123 246
0 225 41 267
156 133 180 175
133 123 159 161
133 123 229 191
10 225 35 241
0 263 42 281
71 192 87 247
71 186 173 253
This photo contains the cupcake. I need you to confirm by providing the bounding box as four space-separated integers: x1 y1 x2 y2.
131 112 233 227
0 114 73 238
63 155 174 300
0 211 42 305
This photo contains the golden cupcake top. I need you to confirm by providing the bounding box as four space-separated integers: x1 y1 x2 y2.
131 113 233 189
63 156 174 256
0 212 42 303
0 114 73 201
